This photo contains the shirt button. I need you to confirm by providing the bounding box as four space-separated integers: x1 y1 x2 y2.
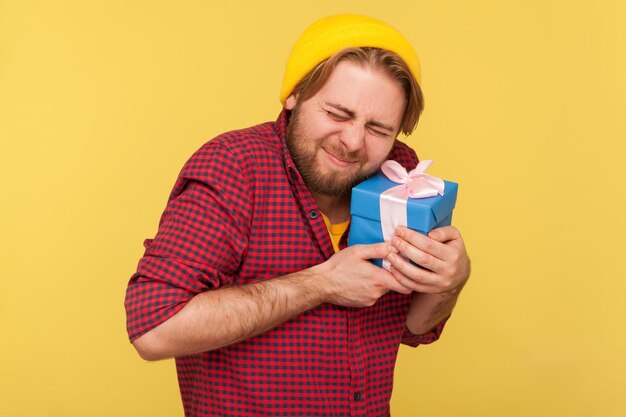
290 169 298 181
309 210 318 219
353 392 362 401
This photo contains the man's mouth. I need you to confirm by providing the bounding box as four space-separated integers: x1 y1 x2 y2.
322 147 359 168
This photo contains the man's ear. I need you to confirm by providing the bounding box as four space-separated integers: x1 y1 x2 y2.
285 94 297 110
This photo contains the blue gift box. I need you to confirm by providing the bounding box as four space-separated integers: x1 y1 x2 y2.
348 171 458 267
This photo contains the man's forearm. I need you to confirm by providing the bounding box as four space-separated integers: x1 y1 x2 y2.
405 290 460 336
133 268 326 360
131 242 406 360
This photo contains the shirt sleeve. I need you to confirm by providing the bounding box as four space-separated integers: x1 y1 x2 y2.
400 316 449 347
388 139 419 170
124 141 252 342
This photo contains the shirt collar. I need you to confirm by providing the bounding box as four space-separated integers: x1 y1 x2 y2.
274 108 303 185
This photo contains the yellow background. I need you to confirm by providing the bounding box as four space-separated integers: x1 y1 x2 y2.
1 1 625 416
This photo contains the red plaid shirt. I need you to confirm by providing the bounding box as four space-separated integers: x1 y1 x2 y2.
125 110 446 417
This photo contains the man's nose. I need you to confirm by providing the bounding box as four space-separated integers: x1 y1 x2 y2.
339 122 365 153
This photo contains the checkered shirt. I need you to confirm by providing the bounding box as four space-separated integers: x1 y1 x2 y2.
125 110 446 416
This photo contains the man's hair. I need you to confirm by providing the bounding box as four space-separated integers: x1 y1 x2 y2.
290 47 424 136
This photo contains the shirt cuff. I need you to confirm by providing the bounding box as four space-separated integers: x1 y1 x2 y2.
400 315 449 347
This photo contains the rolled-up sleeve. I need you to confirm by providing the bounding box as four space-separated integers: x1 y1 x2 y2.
124 142 251 342
400 316 449 347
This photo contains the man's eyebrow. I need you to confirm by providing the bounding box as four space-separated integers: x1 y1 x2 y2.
367 120 394 132
325 101 355 117
324 101 395 132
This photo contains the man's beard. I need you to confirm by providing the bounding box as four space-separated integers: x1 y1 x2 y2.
286 106 386 197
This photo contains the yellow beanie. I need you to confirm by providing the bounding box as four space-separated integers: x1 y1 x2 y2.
280 14 421 105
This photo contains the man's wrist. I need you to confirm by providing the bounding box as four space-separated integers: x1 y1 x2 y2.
286 265 330 307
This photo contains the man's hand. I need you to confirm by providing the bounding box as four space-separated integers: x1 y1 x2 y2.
386 226 470 294
384 225 470 335
315 242 413 308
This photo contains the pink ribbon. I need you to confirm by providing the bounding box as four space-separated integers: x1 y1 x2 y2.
379 160 445 270
380 160 445 199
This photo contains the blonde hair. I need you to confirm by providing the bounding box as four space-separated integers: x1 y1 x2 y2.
290 47 424 136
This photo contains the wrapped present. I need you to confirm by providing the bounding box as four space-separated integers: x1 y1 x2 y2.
348 160 458 268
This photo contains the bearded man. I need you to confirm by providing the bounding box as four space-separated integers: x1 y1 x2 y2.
125 14 470 417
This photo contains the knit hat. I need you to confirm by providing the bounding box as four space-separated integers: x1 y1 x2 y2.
280 14 421 105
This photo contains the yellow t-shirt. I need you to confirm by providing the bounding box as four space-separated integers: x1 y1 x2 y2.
320 212 350 253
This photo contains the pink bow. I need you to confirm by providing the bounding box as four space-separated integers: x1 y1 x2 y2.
381 160 445 199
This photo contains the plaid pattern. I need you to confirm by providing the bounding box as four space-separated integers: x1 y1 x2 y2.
125 110 446 417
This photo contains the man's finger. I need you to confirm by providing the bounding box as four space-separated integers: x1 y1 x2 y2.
390 236 446 273
351 242 392 260
427 226 461 243
395 227 452 260
383 272 414 295
387 252 439 286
